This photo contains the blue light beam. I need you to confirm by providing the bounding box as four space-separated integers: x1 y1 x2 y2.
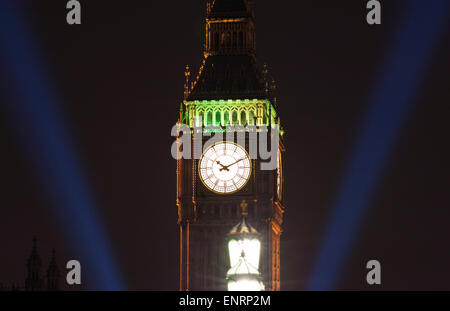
0 1 125 290
308 0 450 290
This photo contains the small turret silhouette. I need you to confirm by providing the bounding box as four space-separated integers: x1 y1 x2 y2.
25 237 43 291
46 249 60 291
0 237 62 291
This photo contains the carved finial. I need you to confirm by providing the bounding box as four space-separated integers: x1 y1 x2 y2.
184 65 191 99
179 102 184 123
271 78 278 107
263 63 269 94
240 200 248 216
206 0 212 15
271 78 277 92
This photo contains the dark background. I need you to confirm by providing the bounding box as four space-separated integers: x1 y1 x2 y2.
1 0 449 290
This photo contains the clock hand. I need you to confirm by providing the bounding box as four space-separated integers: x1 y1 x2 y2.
216 161 230 172
219 158 244 171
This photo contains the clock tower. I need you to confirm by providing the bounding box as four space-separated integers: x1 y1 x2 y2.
176 0 285 291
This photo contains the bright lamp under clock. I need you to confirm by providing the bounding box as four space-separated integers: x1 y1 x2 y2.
226 201 264 291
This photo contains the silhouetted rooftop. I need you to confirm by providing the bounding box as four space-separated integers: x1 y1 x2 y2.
209 0 251 19
187 55 265 101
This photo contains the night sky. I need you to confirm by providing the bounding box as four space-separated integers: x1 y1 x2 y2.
1 0 449 290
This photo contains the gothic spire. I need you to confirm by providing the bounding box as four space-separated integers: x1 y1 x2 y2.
46 249 60 291
188 0 264 101
25 237 43 291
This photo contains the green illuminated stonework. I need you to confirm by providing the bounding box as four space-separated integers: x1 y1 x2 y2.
184 99 279 130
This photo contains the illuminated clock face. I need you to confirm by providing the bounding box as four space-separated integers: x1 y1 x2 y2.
199 142 251 194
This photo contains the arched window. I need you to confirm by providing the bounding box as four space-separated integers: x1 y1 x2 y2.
208 32 211 50
196 111 202 127
239 32 244 49
226 32 231 48
220 32 226 49
224 111 230 125
215 111 221 126
232 110 238 125
211 64 216 78
198 109 206 127
233 32 237 48
206 111 213 126
214 33 219 51
249 111 255 125
240 111 247 126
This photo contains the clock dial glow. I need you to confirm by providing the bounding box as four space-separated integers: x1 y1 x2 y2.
199 142 251 194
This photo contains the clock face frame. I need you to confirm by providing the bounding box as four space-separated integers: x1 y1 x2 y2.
198 142 252 195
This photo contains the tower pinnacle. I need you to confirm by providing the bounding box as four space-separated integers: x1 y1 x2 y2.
25 237 43 291
46 249 60 291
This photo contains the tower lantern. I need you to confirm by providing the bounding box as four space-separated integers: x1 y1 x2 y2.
226 200 264 291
